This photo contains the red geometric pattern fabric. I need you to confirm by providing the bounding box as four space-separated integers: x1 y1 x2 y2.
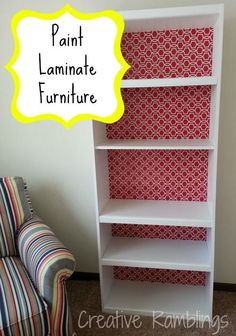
108 150 208 201
106 86 211 140
122 28 213 79
113 266 206 286
111 224 207 241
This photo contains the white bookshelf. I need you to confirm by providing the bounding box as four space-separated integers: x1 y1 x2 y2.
92 4 223 321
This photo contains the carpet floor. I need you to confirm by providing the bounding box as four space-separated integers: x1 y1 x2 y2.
67 280 236 335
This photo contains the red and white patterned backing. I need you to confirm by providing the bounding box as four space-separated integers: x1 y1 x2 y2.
122 28 213 79
106 86 211 140
108 150 208 201
111 224 207 241
108 27 211 286
113 267 206 286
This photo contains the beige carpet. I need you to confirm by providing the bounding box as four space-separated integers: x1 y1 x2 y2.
67 280 236 335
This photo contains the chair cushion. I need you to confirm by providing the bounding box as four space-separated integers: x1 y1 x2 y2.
0 177 33 256
0 256 50 335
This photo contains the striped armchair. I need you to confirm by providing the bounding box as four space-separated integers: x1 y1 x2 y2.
0 177 76 336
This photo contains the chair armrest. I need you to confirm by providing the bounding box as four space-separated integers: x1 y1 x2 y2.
17 216 76 336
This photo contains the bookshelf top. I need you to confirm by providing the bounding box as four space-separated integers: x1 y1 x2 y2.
120 4 224 32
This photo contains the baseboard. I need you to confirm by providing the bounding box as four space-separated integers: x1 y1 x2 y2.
214 282 236 292
70 272 236 292
70 271 99 281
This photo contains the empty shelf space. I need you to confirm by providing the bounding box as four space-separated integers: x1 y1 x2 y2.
99 199 212 227
102 237 210 271
104 279 210 319
121 76 217 88
96 139 215 150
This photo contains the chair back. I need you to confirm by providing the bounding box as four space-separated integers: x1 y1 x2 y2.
0 177 33 256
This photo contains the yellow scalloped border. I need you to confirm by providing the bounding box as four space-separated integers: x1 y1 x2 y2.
5 4 130 128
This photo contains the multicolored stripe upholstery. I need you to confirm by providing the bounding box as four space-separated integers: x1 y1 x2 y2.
0 177 32 257
0 256 50 335
0 177 76 335
17 216 76 336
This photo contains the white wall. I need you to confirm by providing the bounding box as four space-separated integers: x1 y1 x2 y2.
0 0 235 283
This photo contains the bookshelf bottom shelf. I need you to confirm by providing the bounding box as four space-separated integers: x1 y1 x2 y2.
103 279 211 320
